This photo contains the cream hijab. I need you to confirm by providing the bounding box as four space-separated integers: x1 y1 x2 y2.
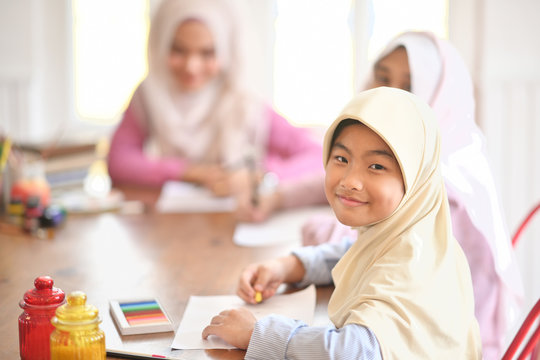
133 0 265 167
368 32 523 304
325 87 482 359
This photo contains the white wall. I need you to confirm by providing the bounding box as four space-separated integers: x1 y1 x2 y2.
450 0 540 344
482 0 540 333
0 0 116 146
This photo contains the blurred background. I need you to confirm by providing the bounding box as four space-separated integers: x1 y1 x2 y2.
0 0 539 344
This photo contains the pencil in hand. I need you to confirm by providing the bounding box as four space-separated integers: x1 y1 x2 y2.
246 156 259 207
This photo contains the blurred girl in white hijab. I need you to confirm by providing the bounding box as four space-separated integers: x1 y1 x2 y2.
302 31 523 359
108 0 326 221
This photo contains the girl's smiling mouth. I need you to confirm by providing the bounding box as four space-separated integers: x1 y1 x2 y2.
337 195 367 207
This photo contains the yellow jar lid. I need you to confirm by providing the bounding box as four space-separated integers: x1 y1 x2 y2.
53 291 99 325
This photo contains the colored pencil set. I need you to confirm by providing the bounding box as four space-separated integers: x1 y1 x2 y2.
110 298 174 335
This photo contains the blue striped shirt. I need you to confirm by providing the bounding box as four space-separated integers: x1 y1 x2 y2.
245 237 383 360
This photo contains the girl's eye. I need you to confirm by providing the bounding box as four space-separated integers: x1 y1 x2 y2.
201 49 215 59
335 155 348 164
374 74 389 85
369 164 385 170
171 46 185 55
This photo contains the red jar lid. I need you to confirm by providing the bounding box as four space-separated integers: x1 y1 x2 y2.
21 276 65 307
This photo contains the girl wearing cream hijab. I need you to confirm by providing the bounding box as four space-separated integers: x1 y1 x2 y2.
108 0 326 221
202 87 482 359
302 31 523 358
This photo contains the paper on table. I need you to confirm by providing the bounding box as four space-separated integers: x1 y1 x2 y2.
234 206 334 247
171 284 316 350
156 181 236 213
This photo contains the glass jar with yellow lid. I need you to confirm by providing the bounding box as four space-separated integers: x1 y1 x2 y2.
50 291 105 359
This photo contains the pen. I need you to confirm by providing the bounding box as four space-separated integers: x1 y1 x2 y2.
246 156 259 207
106 350 171 359
254 291 262 303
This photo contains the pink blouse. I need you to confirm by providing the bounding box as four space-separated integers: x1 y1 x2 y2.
108 102 327 208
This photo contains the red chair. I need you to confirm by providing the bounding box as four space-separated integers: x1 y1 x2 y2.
502 202 540 359
501 298 540 360
512 203 540 248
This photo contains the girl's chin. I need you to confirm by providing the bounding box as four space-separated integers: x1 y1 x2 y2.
334 213 365 228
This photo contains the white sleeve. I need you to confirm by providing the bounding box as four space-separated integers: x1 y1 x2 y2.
292 237 354 287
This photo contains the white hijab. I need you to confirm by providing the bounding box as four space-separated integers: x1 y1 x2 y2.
367 31 523 315
326 87 482 359
133 0 265 167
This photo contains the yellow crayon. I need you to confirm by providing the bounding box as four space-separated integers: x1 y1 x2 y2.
254 291 262 303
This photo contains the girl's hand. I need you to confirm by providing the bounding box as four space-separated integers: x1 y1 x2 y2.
201 307 256 350
237 256 305 304
235 191 282 223
237 260 284 304
182 164 231 196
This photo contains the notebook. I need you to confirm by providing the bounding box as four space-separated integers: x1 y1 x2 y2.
155 181 236 213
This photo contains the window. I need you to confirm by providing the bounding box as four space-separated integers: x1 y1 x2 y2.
273 0 354 127
272 0 447 127
72 0 447 127
72 0 149 123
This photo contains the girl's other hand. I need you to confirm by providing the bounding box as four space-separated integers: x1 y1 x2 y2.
201 307 256 350
235 191 282 223
182 164 231 196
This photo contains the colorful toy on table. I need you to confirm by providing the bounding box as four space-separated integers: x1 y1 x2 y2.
23 195 43 234
8 169 50 233
50 291 106 360
7 196 24 225
18 276 66 360
11 176 51 209
6 193 66 237
38 204 67 239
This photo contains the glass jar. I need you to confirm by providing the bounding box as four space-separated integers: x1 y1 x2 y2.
18 276 65 360
50 291 105 360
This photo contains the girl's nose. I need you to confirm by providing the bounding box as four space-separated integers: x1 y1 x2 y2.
339 168 363 191
185 54 202 73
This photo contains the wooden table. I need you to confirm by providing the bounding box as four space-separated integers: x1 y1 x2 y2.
0 186 333 359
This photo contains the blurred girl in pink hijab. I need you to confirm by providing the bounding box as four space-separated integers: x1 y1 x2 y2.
108 0 326 221
302 31 523 359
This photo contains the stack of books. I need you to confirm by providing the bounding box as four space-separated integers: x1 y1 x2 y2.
19 142 97 189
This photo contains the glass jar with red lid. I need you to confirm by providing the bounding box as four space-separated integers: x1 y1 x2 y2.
18 276 65 360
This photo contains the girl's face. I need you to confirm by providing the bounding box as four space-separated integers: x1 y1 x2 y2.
369 46 411 92
325 123 405 227
168 20 221 91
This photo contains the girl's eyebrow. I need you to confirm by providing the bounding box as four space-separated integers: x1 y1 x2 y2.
374 62 410 80
374 63 389 72
332 142 351 154
333 142 395 160
368 149 396 160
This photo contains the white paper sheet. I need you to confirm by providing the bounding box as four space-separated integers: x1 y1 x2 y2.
233 206 334 247
156 181 236 213
171 285 316 350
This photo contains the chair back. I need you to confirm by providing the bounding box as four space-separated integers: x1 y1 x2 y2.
501 298 540 360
